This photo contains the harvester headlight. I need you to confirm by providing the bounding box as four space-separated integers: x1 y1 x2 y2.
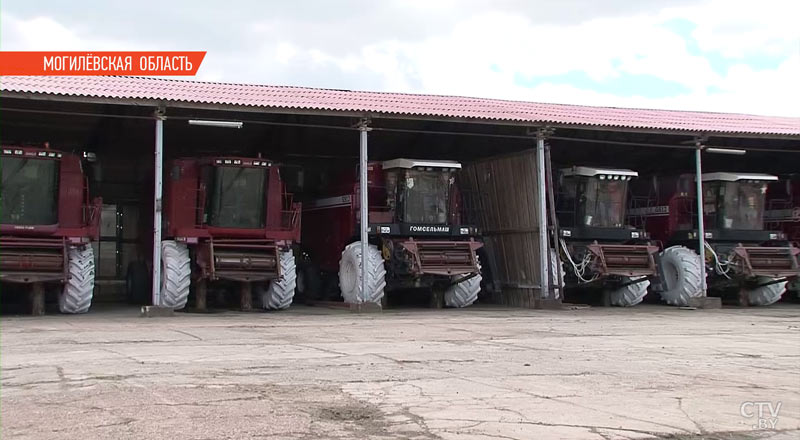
48 152 57 157
14 149 23 155
460 228 469 235
215 159 222 164
599 175 606 180
224 159 232 164
380 226 391 234
57 153 62 158
613 175 619 180
253 161 260 166
2 149 11 154
631 231 640 238
233 159 242 165
38 151 47 156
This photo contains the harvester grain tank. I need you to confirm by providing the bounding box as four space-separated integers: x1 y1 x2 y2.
0 145 101 314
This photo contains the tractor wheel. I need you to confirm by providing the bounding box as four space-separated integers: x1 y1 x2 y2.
260 250 297 310
126 261 150 305
160 240 191 310
746 277 787 306
296 261 322 301
788 278 800 301
444 273 482 308
59 245 95 314
338 242 386 304
657 245 704 307
608 276 649 307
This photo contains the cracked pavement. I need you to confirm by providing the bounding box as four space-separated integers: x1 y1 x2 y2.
2 304 799 439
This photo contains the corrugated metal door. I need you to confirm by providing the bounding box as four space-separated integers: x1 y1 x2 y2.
461 150 545 307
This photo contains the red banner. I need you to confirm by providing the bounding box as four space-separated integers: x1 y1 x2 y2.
0 51 206 75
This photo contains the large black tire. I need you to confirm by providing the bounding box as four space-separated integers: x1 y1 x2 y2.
296 261 322 301
657 246 704 307
444 274 482 308
260 250 297 310
126 261 150 305
59 245 95 314
746 277 786 306
338 242 386 304
444 255 482 308
608 276 649 307
160 240 191 310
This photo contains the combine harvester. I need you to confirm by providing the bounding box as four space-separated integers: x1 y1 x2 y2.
0 144 101 314
554 166 659 306
632 172 800 306
302 159 482 308
127 155 301 311
766 174 800 298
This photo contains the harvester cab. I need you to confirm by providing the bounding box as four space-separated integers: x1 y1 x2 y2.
0 145 102 314
302 158 483 308
555 166 658 306
129 156 301 311
634 172 799 306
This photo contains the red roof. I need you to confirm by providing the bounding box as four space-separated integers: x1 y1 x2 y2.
2 75 799 136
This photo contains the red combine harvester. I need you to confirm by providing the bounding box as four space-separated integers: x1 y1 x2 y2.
555 166 659 306
128 156 301 310
632 172 800 306
0 145 101 314
302 159 482 307
766 174 800 297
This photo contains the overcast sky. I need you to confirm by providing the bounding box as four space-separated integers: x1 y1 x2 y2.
2 0 798 116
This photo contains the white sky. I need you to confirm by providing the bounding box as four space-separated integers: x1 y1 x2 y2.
1 0 798 116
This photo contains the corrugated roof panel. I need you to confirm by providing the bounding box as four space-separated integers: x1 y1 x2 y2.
1 76 798 136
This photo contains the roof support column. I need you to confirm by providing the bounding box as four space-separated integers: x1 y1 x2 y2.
694 139 707 296
152 109 165 306
536 129 550 300
358 118 371 305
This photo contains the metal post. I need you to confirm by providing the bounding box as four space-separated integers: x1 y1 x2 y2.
695 143 707 295
358 120 370 304
536 131 550 300
152 112 165 306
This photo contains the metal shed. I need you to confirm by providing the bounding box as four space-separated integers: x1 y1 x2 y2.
1 75 799 310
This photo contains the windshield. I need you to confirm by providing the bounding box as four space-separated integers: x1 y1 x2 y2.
580 177 628 228
0 157 59 225
397 169 452 224
707 181 766 230
207 166 267 228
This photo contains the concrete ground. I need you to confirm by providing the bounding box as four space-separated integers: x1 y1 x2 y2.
2 304 799 440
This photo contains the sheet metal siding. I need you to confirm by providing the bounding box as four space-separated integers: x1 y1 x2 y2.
2 76 798 136
462 150 543 307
